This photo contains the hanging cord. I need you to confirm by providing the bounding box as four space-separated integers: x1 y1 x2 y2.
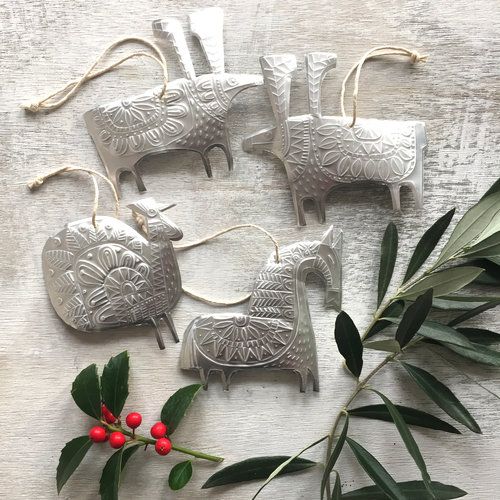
175 224 281 306
27 167 120 227
341 45 428 127
22 37 169 113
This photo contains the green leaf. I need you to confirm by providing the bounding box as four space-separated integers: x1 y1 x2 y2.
161 384 203 434
349 404 460 434
345 437 405 500
395 290 433 348
372 391 434 498
436 189 500 265
364 340 401 353
432 295 500 310
401 362 481 433
469 259 500 285
480 177 500 200
169 461 193 491
460 231 500 258
332 471 342 499
341 480 467 499
335 311 363 378
447 299 500 327
251 436 327 498
56 436 93 493
378 222 398 306
404 209 456 282
71 364 101 419
442 342 500 367
201 456 316 489
365 301 405 339
456 327 500 345
397 267 484 300
101 351 129 418
321 415 349 500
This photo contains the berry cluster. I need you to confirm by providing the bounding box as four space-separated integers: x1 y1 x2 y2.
88 404 171 455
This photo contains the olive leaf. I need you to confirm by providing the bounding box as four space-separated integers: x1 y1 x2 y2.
101 351 129 418
371 391 434 498
161 384 202 434
349 404 460 434
480 177 500 200
395 289 433 348
401 362 481 433
332 471 342 499
363 340 401 353
469 258 500 285
441 342 500 367
460 231 500 259
202 456 316 489
378 222 398 306
56 436 93 493
321 415 349 500
341 480 467 499
432 295 500 310
335 311 363 378
456 327 500 345
403 209 456 283
345 437 405 500
447 299 500 327
365 300 405 339
397 267 484 300
71 364 101 419
168 460 193 491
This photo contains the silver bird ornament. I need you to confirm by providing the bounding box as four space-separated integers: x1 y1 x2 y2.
84 7 263 196
243 52 427 226
180 226 342 392
41 198 183 349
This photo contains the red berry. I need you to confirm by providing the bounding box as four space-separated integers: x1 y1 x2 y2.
150 422 167 439
101 404 116 424
155 437 172 456
109 432 126 449
89 426 107 443
125 412 142 429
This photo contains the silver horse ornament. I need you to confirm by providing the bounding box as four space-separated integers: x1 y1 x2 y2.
180 227 342 392
243 53 427 226
41 198 183 349
84 7 263 196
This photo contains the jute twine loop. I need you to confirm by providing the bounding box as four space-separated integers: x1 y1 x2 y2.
341 45 428 127
22 37 169 113
27 166 120 227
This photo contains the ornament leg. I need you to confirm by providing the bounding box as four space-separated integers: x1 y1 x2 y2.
290 187 306 226
315 197 326 223
388 184 401 211
150 318 166 350
310 368 320 392
200 153 213 178
164 313 179 343
219 142 234 171
131 166 146 192
410 181 424 209
298 370 308 393
220 370 230 391
199 368 209 389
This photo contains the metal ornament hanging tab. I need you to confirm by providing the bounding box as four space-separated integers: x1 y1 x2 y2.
180 226 342 392
42 198 183 349
84 7 263 196
243 51 427 226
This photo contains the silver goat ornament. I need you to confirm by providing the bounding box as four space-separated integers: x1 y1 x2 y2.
41 198 183 349
243 53 427 226
180 226 342 392
84 7 263 196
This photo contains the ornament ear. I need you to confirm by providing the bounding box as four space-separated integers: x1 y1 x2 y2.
320 226 343 251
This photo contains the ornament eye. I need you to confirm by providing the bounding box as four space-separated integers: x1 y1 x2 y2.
227 77 238 87
148 209 158 216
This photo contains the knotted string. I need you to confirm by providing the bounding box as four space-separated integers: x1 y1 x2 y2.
341 45 428 127
27 166 120 227
22 37 169 113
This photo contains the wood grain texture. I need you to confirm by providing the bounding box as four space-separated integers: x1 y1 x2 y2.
0 0 499 498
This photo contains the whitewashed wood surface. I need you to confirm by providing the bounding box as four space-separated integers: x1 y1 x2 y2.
1 0 499 498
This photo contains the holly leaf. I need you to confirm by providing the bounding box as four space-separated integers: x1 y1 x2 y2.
378 222 398 306
401 362 481 433
404 209 456 282
161 384 203 434
201 456 316 489
349 404 460 434
335 311 363 378
56 436 93 493
71 364 101 419
395 290 433 348
168 461 193 491
101 351 129 418
321 415 348 499
99 444 140 500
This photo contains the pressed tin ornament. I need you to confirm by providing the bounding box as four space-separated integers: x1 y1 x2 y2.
243 49 428 225
180 226 342 392
83 7 263 195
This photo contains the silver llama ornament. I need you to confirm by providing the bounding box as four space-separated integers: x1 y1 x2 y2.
243 51 427 225
180 227 342 392
41 198 183 349
84 7 263 195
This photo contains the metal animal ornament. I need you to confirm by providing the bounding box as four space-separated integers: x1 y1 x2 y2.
84 7 263 196
243 51 427 225
41 197 183 349
180 226 342 392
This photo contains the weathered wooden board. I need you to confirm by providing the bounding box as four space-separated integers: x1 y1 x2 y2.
0 0 499 498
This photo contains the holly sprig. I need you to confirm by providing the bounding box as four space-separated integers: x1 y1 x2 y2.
56 352 223 498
